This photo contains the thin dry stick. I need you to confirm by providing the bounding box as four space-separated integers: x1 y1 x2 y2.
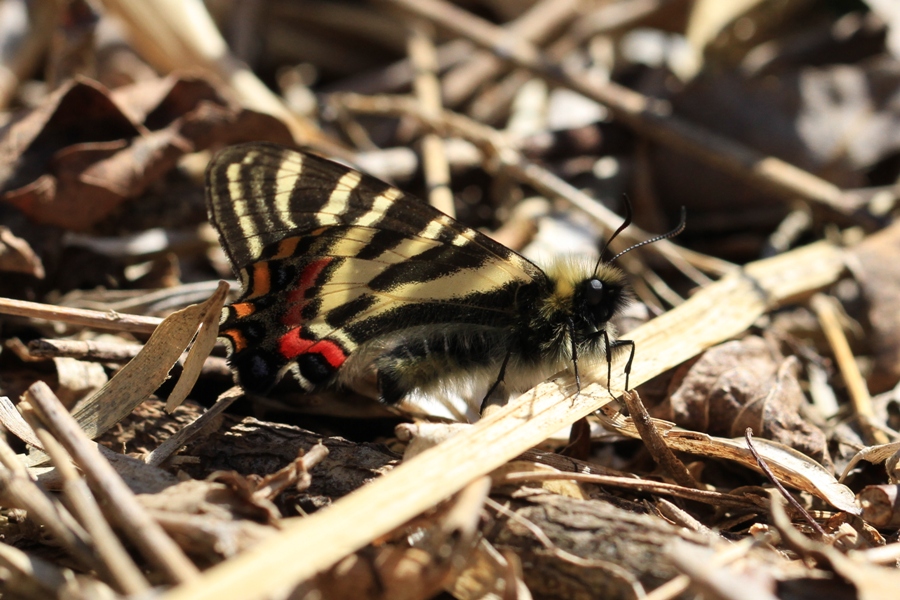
810 293 888 446
27 338 146 361
440 0 579 107
98 0 335 150
159 240 845 600
408 22 455 216
22 382 200 585
24 339 232 380
468 0 600 123
31 424 150 595
0 438 98 572
496 471 760 511
385 0 867 222
620 390 698 489
144 387 243 468
744 428 827 539
856 541 900 565
646 539 755 600
0 542 71 598
485 497 647 595
570 0 677 42
0 297 161 334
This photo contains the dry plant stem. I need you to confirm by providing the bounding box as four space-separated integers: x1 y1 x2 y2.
810 293 888 445
254 442 330 500
0 542 71 598
443 476 491 541
87 280 234 314
25 338 232 380
23 381 200 584
0 297 161 334
407 22 455 216
744 428 827 539
620 390 698 489
385 0 864 222
440 0 579 107
497 471 760 511
31 423 150 595
145 387 243 468
334 92 731 280
638 263 685 307
0 437 97 571
28 338 146 361
0 0 58 108
160 241 844 600
327 38 473 94
518 448 628 477
668 541 779 600
570 0 676 44
486 497 647 595
499 549 529 600
98 0 330 148
468 0 588 124
655 498 709 533
856 541 900 564
645 539 756 600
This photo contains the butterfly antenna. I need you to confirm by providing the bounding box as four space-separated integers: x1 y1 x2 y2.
594 196 634 273
610 206 686 263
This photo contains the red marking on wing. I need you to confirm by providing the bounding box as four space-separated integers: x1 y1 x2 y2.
283 257 333 325
278 328 347 368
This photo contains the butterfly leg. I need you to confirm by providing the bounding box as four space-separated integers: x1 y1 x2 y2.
609 338 635 392
567 318 581 394
587 330 634 394
479 348 512 414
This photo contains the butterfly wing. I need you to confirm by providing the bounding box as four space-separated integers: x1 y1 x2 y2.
206 143 548 398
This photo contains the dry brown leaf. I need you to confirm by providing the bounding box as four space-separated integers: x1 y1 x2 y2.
0 226 44 278
0 76 292 230
848 220 900 393
69 280 228 439
597 409 857 513
840 440 900 482
165 281 224 412
52 357 107 408
655 336 829 465
770 493 900 600
491 461 587 500
448 538 531 600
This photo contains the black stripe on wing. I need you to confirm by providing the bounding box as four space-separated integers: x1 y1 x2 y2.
205 143 536 279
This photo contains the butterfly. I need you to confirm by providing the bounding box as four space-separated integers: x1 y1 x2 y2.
206 142 682 411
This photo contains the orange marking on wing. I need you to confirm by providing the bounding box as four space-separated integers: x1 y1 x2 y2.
273 237 300 259
221 328 247 353
247 262 271 298
231 302 255 318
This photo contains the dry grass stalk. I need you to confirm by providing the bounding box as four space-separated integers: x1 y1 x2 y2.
22 381 200 584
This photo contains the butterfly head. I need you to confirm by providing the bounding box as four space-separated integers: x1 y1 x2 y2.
540 259 629 333
578 264 629 325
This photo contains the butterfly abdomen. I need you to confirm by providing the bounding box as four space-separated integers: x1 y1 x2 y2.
372 325 517 404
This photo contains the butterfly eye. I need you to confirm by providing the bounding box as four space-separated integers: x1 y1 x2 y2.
585 279 605 305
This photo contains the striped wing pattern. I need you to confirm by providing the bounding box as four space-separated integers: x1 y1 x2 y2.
206 143 546 398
